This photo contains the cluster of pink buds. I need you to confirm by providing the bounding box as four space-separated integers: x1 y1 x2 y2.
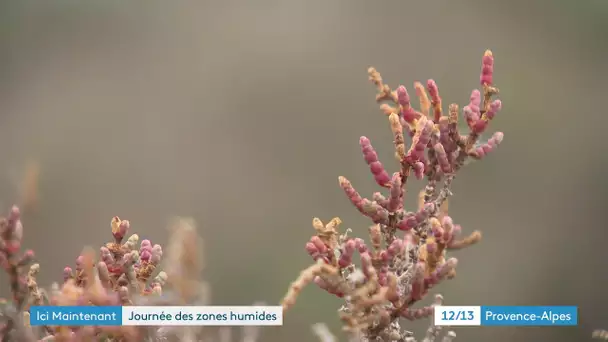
63 216 166 297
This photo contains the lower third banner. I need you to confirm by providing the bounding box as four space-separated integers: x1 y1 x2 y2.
434 305 577 326
29 306 283 326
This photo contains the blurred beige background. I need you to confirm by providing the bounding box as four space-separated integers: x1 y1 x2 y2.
0 0 607 341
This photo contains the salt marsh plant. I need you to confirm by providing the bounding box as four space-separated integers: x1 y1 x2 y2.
282 50 503 342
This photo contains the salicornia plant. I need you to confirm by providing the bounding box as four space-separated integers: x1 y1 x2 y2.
282 50 503 342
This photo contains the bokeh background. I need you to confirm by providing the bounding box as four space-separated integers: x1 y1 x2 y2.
0 0 607 341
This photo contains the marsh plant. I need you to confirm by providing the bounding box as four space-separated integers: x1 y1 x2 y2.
281 50 503 342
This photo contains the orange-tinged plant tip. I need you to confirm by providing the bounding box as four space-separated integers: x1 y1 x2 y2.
312 217 325 232
111 216 121 234
449 230 482 250
414 81 431 117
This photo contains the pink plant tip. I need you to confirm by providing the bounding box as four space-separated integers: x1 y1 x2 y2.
480 50 494 86
493 131 505 143
486 99 502 120
360 136 391 187
397 85 419 123
8 205 20 221
396 85 411 108
469 89 481 112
